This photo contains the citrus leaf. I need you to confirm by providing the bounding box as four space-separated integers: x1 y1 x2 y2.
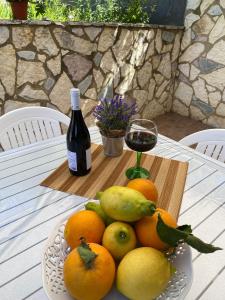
156 214 188 247
77 238 98 269
95 191 103 200
157 214 222 253
186 235 222 253
177 224 192 234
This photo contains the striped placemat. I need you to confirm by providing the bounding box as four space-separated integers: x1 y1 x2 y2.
41 144 188 220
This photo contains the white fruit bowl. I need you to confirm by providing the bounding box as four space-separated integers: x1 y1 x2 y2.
42 200 193 300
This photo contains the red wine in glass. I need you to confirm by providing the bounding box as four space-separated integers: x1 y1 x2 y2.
125 119 158 179
125 131 157 152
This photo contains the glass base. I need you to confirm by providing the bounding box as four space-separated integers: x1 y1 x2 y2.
125 167 150 180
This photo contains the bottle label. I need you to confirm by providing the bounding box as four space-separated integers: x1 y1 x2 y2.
67 148 91 171
86 148 91 170
67 150 77 171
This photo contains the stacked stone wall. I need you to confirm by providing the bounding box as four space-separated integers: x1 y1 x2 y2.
0 21 182 126
174 0 225 127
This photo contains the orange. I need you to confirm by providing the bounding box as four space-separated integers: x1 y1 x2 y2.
64 242 116 300
64 210 105 249
127 178 158 202
135 208 177 250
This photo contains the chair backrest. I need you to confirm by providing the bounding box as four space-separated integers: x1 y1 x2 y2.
0 107 70 151
179 129 225 163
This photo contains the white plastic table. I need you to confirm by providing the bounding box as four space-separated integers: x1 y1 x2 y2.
0 127 225 300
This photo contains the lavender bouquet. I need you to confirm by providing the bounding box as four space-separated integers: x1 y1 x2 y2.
93 96 137 138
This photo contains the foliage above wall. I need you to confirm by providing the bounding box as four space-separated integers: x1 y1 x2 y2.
1 0 153 23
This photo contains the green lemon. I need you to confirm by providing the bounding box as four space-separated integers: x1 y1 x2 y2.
98 186 156 222
102 222 136 261
116 247 173 300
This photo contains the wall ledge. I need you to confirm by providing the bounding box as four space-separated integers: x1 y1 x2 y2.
0 19 184 30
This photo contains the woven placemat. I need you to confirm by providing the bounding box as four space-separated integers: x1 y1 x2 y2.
41 144 188 220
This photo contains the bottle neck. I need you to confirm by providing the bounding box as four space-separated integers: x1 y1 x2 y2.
71 105 86 127
71 109 83 119
71 97 80 111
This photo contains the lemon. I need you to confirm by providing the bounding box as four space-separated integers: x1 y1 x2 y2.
116 247 173 300
102 222 136 260
98 186 156 222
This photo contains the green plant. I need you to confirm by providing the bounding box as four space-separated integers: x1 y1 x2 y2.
0 1 12 19
1 0 158 23
11 0 69 20
30 0 69 20
93 96 137 135
122 0 149 23
70 0 150 23
92 0 123 22
34 0 45 16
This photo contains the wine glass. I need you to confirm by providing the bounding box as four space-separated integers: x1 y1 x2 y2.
125 119 158 179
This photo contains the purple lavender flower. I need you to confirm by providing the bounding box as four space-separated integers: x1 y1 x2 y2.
93 96 137 132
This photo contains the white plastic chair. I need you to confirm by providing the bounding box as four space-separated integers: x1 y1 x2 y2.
0 107 70 151
179 129 225 163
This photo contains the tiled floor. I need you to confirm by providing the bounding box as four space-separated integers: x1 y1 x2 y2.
153 112 213 141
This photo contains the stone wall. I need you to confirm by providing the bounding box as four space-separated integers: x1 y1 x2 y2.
0 21 182 126
173 0 225 128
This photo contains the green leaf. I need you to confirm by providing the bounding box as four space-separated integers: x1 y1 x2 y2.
95 191 103 200
186 235 222 253
77 238 98 269
177 224 192 234
157 214 222 253
157 214 188 247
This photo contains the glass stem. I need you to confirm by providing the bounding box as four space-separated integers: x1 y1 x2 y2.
136 151 142 168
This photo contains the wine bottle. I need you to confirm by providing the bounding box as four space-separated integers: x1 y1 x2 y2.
66 88 91 176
